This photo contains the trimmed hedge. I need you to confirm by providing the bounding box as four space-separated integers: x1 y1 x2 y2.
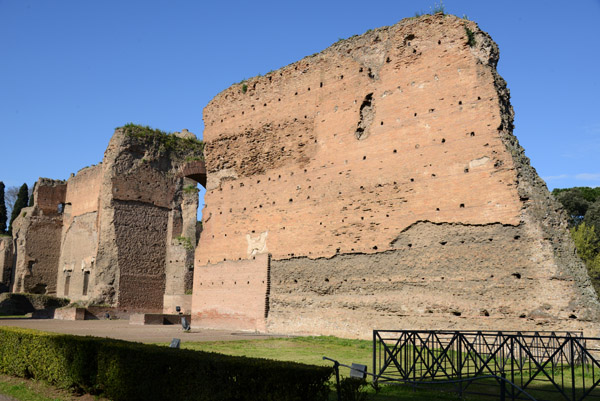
0 327 331 401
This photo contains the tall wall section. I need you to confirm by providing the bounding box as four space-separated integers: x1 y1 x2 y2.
11 179 66 295
193 14 600 336
0 237 13 292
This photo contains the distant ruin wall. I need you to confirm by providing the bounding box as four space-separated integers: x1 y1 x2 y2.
0 237 13 292
193 14 600 336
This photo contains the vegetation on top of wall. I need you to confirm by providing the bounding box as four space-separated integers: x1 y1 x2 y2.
120 123 204 160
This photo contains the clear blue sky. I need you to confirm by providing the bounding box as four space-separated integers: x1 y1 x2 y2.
1 1 599 205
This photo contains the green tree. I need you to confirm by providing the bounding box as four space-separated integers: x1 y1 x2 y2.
584 200 600 232
8 183 29 235
570 223 600 265
0 182 7 234
554 188 590 226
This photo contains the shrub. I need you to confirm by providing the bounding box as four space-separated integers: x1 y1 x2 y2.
465 27 476 47
0 327 332 401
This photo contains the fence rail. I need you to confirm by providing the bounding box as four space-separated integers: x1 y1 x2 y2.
373 330 600 400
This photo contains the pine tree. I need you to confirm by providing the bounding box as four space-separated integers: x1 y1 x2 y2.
8 183 29 235
0 182 7 234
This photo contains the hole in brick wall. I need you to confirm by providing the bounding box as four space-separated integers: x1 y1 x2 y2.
393 149 397 153
380 121 383 125
278 98 281 101
432 174 436 177
441 138 445 143
360 186 364 190
414 113 417 117
373 246 378 250
359 67 363 72
481 310 490 316
259 205 262 208
413 49 417 54
408 244 412 248
519 314 526 318
415 144 420 149
320 82 323 87
361 216 364 220
264 103 267 107
438 40 441 45
477 96 481 100
295 92 298 95
355 93 374 140
308 87 310 91
247 281 250 284
340 75 344 79
243 207 246 211
458 101 462 105
252 230 255 233
470 132 475 136
459 203 465 208
452 311 462 316
460 240 465 244
512 273 522 279
488 238 493 242
440 241 447 245
569 314 577 319
464 168 469 173
325 278 329 282
429 108 435 113
436 208 440 211
514 235 520 240
362 278 366 282
242 111 244 115
410 178 414 182
386 57 391 63
368 68 374 79
289 198 293 202
490 274 494 278
363 156 367 160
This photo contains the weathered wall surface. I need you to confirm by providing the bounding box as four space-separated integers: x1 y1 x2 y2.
10 128 204 312
11 179 66 295
0 237 13 292
194 14 600 336
193 253 270 331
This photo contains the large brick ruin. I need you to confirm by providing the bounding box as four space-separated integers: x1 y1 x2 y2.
192 14 600 337
8 127 205 313
3 14 599 338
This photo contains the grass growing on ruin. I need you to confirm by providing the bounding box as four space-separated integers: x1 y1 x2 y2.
120 123 204 159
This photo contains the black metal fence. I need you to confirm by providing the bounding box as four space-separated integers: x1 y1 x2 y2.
372 330 600 400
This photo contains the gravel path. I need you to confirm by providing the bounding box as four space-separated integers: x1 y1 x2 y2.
0 318 282 343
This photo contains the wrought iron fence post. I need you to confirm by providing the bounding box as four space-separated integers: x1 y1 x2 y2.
334 360 341 401
372 330 377 386
571 338 576 401
500 372 506 401
458 332 463 398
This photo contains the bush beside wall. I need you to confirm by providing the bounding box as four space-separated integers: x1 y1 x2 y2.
0 327 331 401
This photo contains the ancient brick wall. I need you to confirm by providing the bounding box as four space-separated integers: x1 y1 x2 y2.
192 253 270 331
34 179 67 216
114 200 169 311
0 237 13 292
65 165 102 218
193 14 600 336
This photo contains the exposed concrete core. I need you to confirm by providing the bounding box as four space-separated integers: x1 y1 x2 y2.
193 14 600 337
11 128 205 312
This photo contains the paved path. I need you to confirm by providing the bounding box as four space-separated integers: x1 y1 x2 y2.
0 318 283 343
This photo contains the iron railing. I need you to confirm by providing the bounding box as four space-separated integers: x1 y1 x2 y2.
373 330 600 400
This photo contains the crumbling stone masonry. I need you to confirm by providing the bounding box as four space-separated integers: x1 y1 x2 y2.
0 237 13 293
11 127 205 312
192 14 600 337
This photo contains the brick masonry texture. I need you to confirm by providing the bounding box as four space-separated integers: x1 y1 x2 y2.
11 129 204 311
192 14 600 337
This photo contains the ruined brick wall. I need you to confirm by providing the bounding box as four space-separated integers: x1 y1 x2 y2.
193 14 600 336
11 179 66 295
193 253 270 331
56 165 101 300
0 237 13 292
34 178 67 216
